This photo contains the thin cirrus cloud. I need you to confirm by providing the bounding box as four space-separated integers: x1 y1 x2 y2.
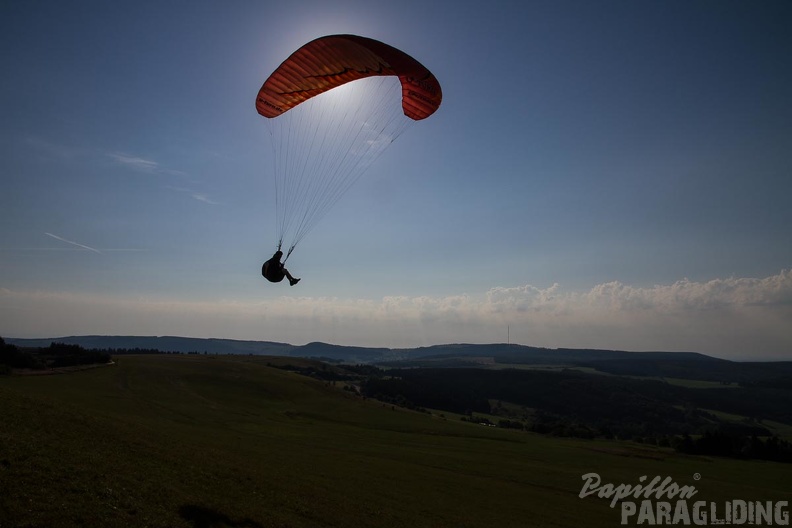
20 139 218 205
166 186 221 205
108 153 161 172
43 232 145 253
108 152 217 204
23 137 88 160
107 152 186 176
44 232 102 253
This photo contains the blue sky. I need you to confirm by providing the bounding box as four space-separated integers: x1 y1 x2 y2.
2 1 791 359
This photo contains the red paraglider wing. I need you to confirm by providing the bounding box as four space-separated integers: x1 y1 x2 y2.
256 34 442 121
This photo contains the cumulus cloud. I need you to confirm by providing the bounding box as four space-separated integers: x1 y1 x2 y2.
485 271 792 315
1 270 791 359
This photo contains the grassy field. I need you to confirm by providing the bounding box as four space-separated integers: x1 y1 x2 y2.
1 355 789 528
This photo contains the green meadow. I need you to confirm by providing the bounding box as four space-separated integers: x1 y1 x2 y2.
1 355 789 527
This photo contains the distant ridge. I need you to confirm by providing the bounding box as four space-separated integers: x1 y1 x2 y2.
9 335 792 382
7 335 294 356
4 335 396 363
6 335 718 363
408 343 721 363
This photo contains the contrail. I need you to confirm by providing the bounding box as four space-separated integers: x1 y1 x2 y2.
45 232 102 254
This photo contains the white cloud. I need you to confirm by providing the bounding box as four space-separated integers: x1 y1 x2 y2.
1 270 790 360
483 271 792 315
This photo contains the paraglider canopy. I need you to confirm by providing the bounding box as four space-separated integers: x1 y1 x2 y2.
256 35 442 261
256 34 442 121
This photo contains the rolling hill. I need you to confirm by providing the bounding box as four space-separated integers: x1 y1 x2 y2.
7 335 792 384
1 354 790 527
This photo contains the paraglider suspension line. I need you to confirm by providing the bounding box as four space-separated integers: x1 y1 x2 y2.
274 238 295 263
284 244 295 263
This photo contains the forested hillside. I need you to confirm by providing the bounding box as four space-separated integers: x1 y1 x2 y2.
361 367 792 461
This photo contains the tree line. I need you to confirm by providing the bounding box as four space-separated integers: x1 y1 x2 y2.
0 337 111 372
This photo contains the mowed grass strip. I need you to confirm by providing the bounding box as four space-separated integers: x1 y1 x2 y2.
1 354 789 527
